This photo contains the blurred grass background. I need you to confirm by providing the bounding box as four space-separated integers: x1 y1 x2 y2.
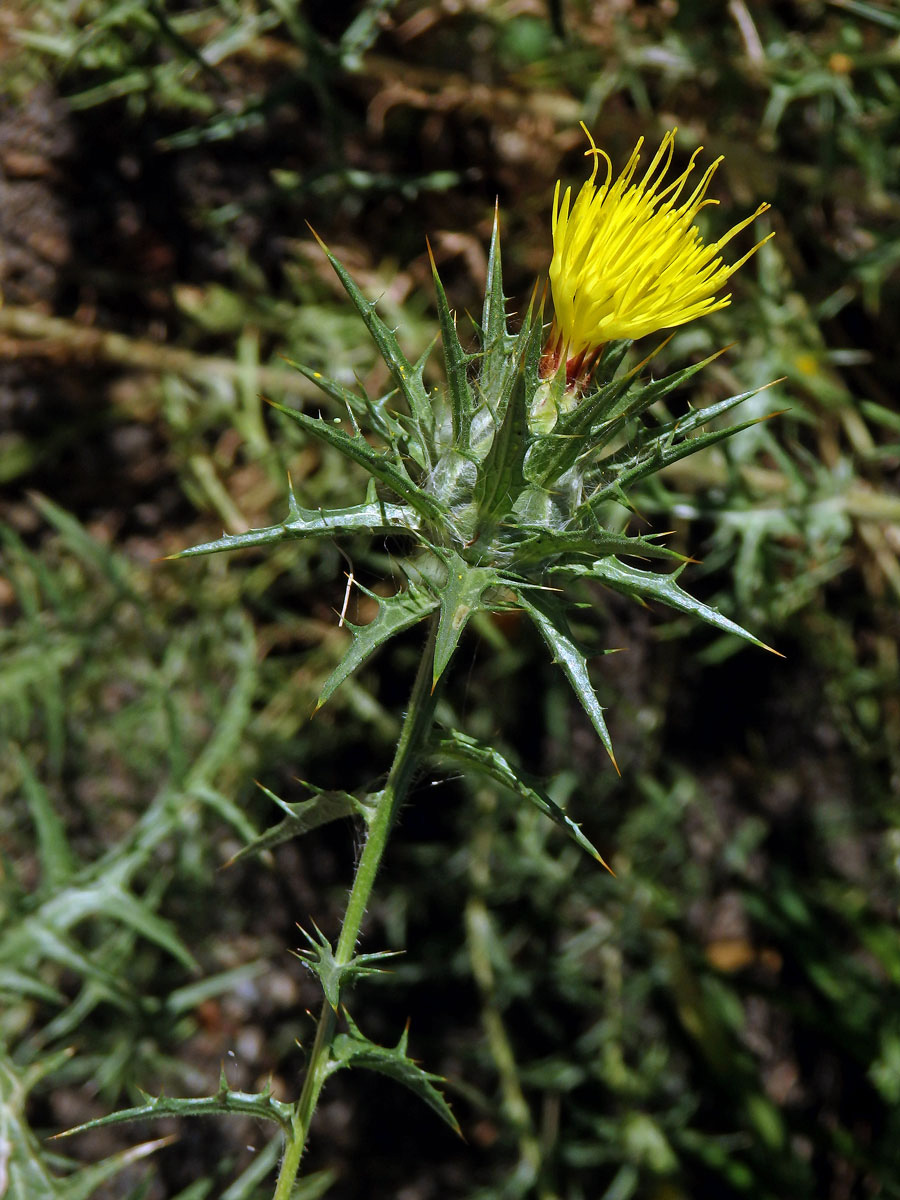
1 1 899 1197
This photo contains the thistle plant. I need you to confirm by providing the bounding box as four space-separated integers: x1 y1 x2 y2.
60 127 777 1196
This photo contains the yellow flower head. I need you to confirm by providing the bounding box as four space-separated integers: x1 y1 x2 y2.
547 125 773 370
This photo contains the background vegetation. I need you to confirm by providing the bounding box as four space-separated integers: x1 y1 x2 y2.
1 1 899 1197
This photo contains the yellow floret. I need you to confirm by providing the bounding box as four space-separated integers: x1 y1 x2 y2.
548 125 773 362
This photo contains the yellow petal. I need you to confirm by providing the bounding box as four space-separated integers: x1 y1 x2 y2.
548 128 772 356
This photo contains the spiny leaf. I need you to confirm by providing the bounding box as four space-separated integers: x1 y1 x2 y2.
283 357 404 446
317 576 439 709
523 369 635 487
513 588 619 773
588 413 771 511
472 309 542 526
432 729 612 868
310 230 434 466
584 388 777 510
293 922 401 1010
588 346 730 455
506 524 687 568
432 552 500 688
169 498 420 560
268 401 446 525
522 337 638 484
593 338 634 384
480 283 541 439
429 241 476 452
555 556 781 654
329 1010 460 1135
225 782 370 866
478 203 514 401
526 346 726 489
54 1086 292 1138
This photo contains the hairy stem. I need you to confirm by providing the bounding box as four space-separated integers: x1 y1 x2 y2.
273 615 441 1200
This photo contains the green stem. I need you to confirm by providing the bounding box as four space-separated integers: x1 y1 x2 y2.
273 616 441 1200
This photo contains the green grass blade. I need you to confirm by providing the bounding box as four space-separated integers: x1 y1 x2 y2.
13 746 77 890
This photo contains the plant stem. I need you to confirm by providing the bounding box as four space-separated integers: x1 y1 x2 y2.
273 615 441 1200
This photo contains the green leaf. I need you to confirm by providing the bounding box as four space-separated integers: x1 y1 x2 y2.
317 576 439 708
478 203 513 401
429 243 476 451
313 235 434 466
283 357 404 446
556 556 779 654
431 729 612 868
522 367 634 487
268 400 446 525
170 498 420 559
506 525 686 569
526 345 725 488
167 962 268 1016
0 920 125 997
13 746 77 890
54 1082 293 1139
432 552 500 688
170 1179 215 1200
6 873 198 977
472 311 542 527
293 924 401 1009
589 346 729 453
329 1010 460 1135
0 967 64 1004
583 389 773 510
226 781 369 865
513 589 619 772
86 886 199 972
30 494 140 602
593 339 634 384
189 785 258 845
